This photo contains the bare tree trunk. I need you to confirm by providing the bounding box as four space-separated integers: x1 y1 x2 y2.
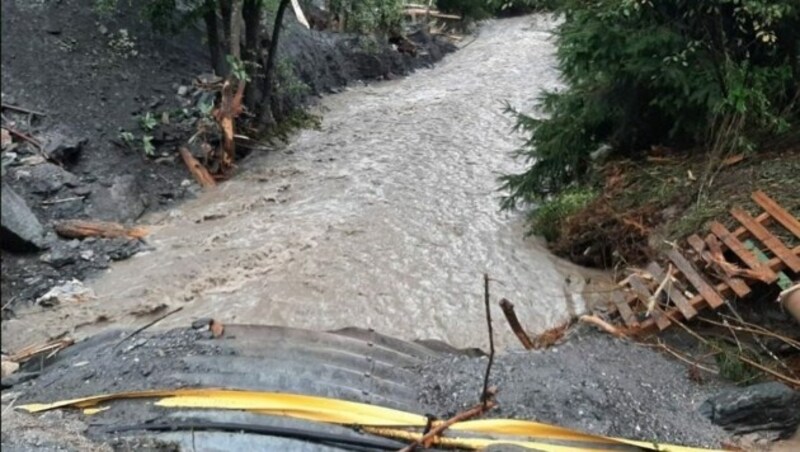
203 0 226 76
219 0 232 52
229 0 243 59
258 0 291 127
243 0 262 111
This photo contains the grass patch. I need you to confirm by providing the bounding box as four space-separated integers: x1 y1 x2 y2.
530 187 597 242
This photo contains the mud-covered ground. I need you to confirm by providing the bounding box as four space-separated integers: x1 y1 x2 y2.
1 0 455 312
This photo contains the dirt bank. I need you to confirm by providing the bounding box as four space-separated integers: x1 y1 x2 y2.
1 0 455 312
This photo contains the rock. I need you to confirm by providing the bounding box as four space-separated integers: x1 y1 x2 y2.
1 371 40 389
36 279 96 307
1 128 12 150
700 382 800 437
40 242 76 268
104 237 141 261
1 183 48 251
86 174 146 221
42 128 87 164
177 85 190 96
1 360 19 378
26 163 79 195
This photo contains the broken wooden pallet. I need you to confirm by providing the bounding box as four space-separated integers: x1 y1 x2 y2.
607 191 799 335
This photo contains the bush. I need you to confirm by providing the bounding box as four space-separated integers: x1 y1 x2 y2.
436 0 559 20
330 0 404 33
501 0 800 207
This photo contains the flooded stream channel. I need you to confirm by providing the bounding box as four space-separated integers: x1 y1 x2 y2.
5 16 608 351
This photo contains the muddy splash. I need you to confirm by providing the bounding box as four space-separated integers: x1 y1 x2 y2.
3 16 607 351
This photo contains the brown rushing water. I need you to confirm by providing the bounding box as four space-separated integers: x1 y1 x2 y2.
4 16 610 351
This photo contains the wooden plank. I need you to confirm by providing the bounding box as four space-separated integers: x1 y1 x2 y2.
645 262 698 319
686 233 751 298
752 190 800 240
731 207 800 273
732 212 770 239
627 275 671 330
667 249 726 308
610 290 638 328
637 245 800 333
710 221 777 283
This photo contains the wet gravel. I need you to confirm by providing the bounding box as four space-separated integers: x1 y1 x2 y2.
416 330 730 448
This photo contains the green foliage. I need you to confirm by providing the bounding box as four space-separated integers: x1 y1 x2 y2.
226 55 251 82
330 0 404 33
276 58 310 97
713 340 763 385
437 0 558 20
501 0 800 208
142 135 156 156
138 112 158 131
529 187 596 241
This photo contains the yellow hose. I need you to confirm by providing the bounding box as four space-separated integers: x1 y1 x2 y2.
18 388 723 451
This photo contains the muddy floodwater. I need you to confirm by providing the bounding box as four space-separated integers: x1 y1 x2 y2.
4 16 609 351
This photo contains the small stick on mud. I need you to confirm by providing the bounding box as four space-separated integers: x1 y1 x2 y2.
481 273 495 408
1 103 46 117
398 391 497 452
579 314 626 338
41 196 85 205
499 298 534 350
3 126 42 150
113 306 183 350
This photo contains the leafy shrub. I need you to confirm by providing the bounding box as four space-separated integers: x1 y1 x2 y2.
330 0 404 34
501 0 800 208
436 0 558 20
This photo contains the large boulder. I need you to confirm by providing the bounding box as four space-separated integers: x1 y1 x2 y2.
700 382 800 437
1 183 48 251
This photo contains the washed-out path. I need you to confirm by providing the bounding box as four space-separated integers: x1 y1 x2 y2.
3 16 609 351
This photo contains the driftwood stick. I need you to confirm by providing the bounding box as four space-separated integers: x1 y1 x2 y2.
113 306 183 350
179 147 217 188
579 314 626 338
499 298 534 350
4 126 42 149
481 273 495 407
54 219 148 240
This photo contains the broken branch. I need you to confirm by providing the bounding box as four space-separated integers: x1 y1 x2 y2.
499 298 534 350
179 146 217 188
54 220 148 240
7 338 75 363
113 306 184 350
3 126 42 150
579 314 626 338
1 103 46 117
481 273 495 407
399 392 496 452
